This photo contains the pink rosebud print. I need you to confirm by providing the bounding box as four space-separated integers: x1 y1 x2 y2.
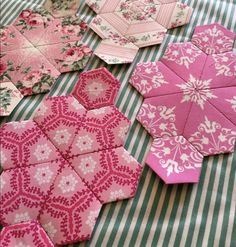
20 9 32 19
0 29 9 41
27 14 44 26
80 21 87 30
64 47 84 61
23 71 42 87
82 46 92 54
0 62 7 76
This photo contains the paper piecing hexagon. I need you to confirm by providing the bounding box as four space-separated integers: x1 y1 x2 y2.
0 68 142 246
0 81 23 116
86 0 193 64
129 23 236 184
0 221 54 247
0 7 92 114
44 0 82 18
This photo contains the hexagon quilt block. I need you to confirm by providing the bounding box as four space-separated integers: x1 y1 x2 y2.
0 7 92 114
0 68 143 245
86 0 193 64
0 81 23 116
129 23 236 184
0 221 54 247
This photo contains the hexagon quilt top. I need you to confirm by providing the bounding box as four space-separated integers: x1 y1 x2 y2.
0 7 92 115
0 68 143 246
129 23 236 184
86 0 193 64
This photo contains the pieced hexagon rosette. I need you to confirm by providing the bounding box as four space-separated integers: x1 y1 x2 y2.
0 68 143 246
0 7 92 114
86 0 193 64
130 23 236 184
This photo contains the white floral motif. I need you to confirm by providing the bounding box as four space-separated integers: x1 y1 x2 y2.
87 81 104 96
122 150 135 163
177 74 217 109
53 129 72 145
14 212 31 223
91 107 106 115
58 174 78 194
163 43 202 69
0 177 6 191
43 222 57 239
110 189 125 201
192 25 234 54
118 126 129 140
212 53 236 76
137 103 177 137
130 62 168 94
189 116 236 155
86 210 100 229
34 166 54 185
0 150 7 164
14 242 30 247
36 103 48 116
226 96 236 112
33 144 52 161
72 98 84 110
12 121 26 129
79 156 96 174
150 136 202 176
76 135 94 151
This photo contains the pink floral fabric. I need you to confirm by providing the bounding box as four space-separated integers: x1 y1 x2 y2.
129 23 236 184
0 8 92 97
0 68 142 245
86 0 193 64
0 221 54 247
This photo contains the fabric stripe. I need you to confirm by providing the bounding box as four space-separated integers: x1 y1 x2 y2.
0 1 235 247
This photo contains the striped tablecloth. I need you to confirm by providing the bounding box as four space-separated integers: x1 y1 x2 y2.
1 0 236 246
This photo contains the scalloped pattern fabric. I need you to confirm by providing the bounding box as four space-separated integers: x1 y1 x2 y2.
129 23 236 184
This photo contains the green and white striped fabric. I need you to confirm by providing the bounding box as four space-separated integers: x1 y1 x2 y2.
0 0 236 246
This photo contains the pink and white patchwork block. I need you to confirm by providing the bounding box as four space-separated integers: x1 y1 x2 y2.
129 23 236 184
0 221 54 247
86 0 193 64
0 7 92 115
0 68 142 245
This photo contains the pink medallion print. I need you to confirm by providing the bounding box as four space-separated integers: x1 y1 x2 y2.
0 68 142 245
129 23 236 184
86 0 193 64
0 7 92 102
0 221 54 247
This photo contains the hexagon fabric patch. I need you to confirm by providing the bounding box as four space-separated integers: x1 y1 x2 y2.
0 68 142 245
86 0 193 64
0 81 23 116
0 7 92 114
129 23 236 184
0 221 54 247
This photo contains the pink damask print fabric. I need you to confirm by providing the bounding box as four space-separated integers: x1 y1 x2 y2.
129 23 236 184
0 8 92 99
0 68 142 245
86 0 193 64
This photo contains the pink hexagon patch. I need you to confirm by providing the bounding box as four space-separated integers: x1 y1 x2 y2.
129 23 236 184
0 68 142 245
0 221 54 247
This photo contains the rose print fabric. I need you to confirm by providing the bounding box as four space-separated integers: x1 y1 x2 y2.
129 23 236 184
0 7 92 99
0 68 142 245
86 0 193 64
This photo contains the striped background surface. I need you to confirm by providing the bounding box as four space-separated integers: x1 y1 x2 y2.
0 0 236 246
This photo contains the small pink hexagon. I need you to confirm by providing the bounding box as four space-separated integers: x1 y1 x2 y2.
72 67 120 110
146 136 203 184
191 23 235 55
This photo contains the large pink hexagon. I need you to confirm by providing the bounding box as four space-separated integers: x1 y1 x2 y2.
130 23 236 184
